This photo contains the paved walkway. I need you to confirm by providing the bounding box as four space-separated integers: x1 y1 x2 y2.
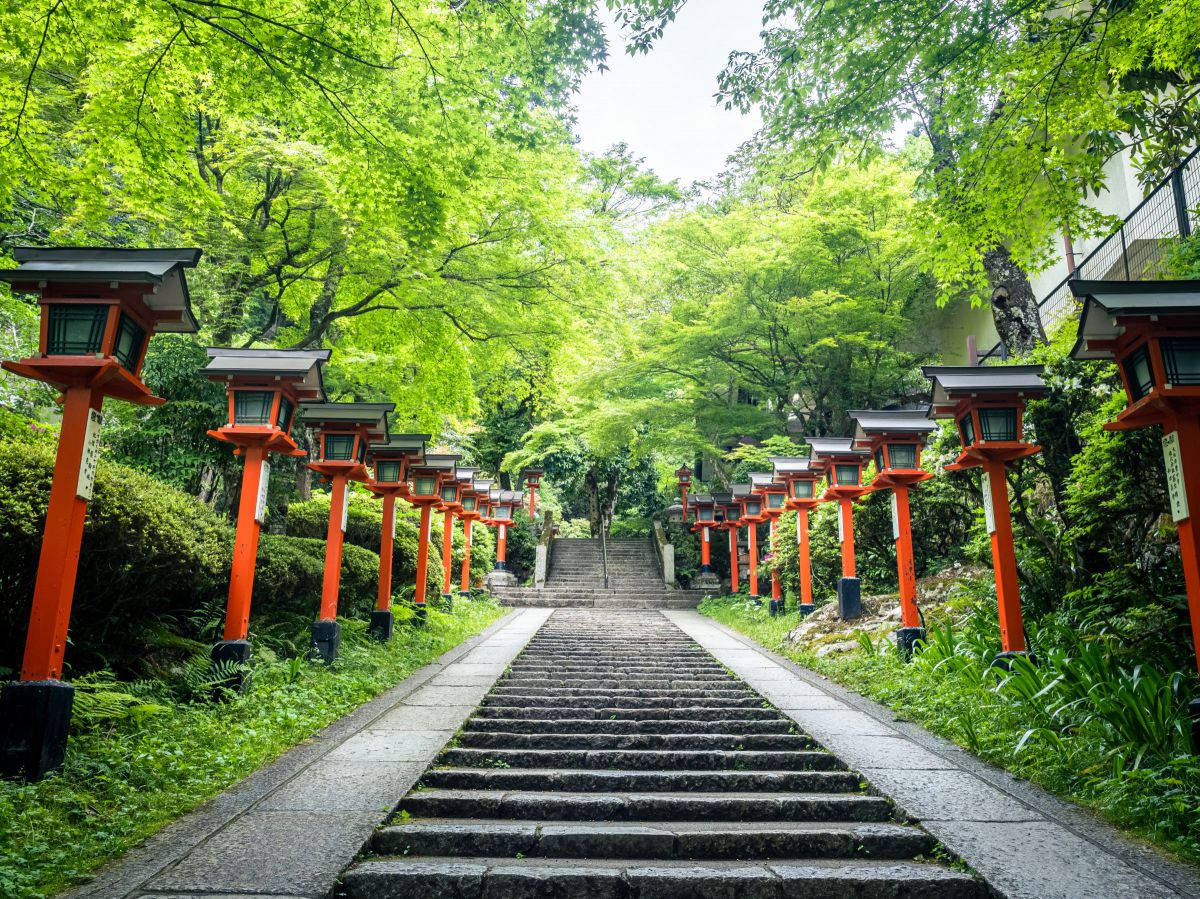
65 609 550 899
66 607 1200 899
667 610 1200 899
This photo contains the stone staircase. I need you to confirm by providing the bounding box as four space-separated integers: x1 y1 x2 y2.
493 537 710 609
340 610 984 898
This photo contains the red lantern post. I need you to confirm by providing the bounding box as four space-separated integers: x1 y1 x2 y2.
676 465 693 522
203 348 329 670
733 483 765 604
299 403 393 660
366 434 428 640
1069 280 1200 744
523 468 544 521
407 454 459 622
924 365 1047 666
850 410 937 657
807 437 872 620
691 494 721 591
772 457 823 617
483 488 522 589
0 247 201 781
752 474 789 616
463 478 493 595
714 493 740 593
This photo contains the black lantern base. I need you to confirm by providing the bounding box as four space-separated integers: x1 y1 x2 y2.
837 577 862 620
412 604 428 626
700 564 712 574
991 650 1037 672
894 627 926 661
310 620 341 664
442 592 454 612
210 639 253 693
369 610 395 642
768 599 785 616
0 680 74 782
799 603 815 618
494 561 507 571
749 594 761 607
1191 699 1200 755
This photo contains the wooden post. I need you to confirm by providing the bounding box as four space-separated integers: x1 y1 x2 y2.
460 518 473 594
984 459 1026 654
20 386 102 682
414 503 432 612
223 444 266 643
728 528 739 593
894 486 920 629
496 523 508 568
377 494 396 612
797 509 813 611
700 526 711 570
1168 416 1200 677
319 475 349 622
769 517 783 613
441 509 455 597
838 497 856 579
747 521 759 599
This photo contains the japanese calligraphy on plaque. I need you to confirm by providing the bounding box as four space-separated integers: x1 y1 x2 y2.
254 461 271 524
1163 431 1190 523
76 409 103 501
981 474 997 534
890 492 900 540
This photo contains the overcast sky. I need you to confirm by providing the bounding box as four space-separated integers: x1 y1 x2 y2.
572 1 766 186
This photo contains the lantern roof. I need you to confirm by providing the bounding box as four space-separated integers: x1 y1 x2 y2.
692 493 715 506
1068 279 1200 360
0 247 203 333
368 433 428 461
299 402 393 444
805 437 869 460
849 409 937 442
749 472 784 491
731 483 752 498
922 365 1046 413
418 453 459 471
204 347 329 399
521 467 545 478
712 491 733 505
456 467 479 483
473 478 494 492
769 456 814 477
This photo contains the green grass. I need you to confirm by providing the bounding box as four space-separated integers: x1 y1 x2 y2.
0 601 506 899
700 593 1200 865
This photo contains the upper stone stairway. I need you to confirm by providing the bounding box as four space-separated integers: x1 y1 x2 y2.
492 537 710 609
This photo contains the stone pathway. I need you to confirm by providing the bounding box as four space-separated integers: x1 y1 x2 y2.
70 607 1200 899
341 610 984 897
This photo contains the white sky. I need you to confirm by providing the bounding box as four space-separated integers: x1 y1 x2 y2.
572 1 766 186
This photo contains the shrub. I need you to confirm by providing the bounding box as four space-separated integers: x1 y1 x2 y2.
0 437 231 677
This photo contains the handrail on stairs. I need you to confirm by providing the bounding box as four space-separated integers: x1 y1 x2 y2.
600 525 609 589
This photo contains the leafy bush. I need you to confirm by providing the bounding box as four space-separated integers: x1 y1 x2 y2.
0 437 232 677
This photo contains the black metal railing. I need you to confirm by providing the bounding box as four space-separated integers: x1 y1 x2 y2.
979 148 1199 363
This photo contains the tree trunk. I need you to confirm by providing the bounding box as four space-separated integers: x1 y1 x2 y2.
982 246 1046 356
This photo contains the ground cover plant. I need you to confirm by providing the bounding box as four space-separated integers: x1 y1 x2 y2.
699 591 1200 865
0 600 505 899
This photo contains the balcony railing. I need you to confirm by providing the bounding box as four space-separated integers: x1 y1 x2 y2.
979 148 1199 363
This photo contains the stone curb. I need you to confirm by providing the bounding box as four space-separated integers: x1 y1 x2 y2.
62 608 549 899
671 610 1200 899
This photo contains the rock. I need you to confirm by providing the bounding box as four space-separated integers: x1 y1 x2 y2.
815 640 859 657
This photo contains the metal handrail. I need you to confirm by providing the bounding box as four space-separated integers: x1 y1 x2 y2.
600 525 609 589
979 147 1199 362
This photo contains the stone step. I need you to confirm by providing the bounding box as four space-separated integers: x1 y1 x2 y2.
495 677 743 689
400 790 892 822
472 706 782 721
482 695 762 709
373 819 935 861
419 768 863 794
342 857 984 898
437 748 846 771
461 718 794 735
454 732 817 751
497 598 703 609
